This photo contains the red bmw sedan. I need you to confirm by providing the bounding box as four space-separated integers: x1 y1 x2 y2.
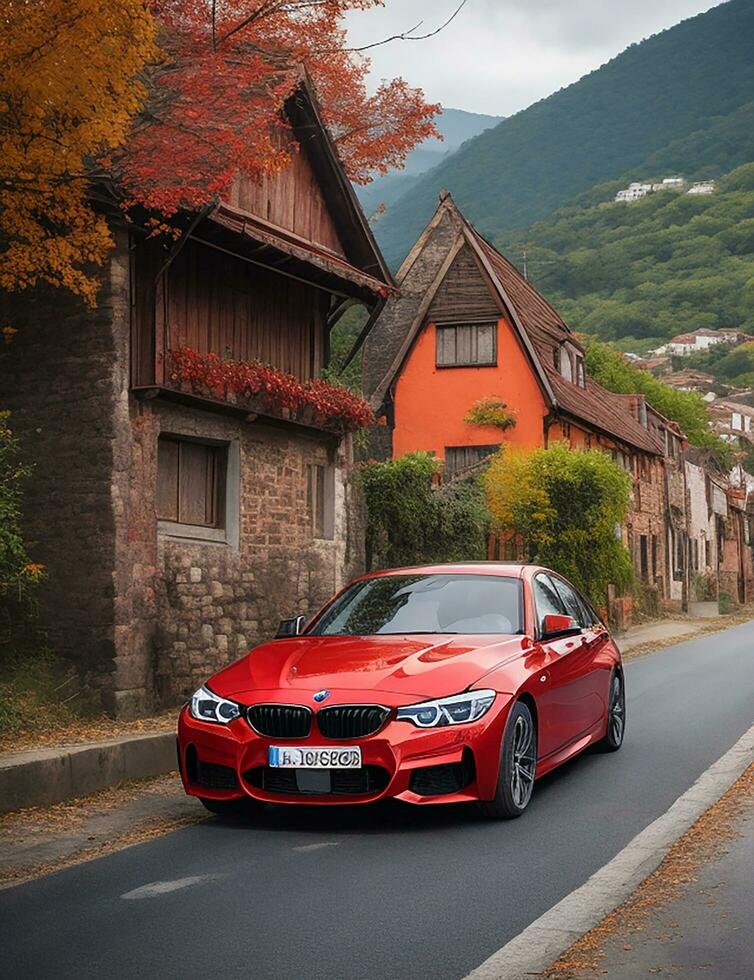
177 563 625 819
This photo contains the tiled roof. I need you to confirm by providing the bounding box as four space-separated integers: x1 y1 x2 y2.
462 221 662 455
548 373 662 454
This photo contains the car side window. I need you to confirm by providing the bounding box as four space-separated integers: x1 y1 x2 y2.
552 576 589 629
533 574 566 634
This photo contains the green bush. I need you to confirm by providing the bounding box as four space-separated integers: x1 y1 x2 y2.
361 452 490 569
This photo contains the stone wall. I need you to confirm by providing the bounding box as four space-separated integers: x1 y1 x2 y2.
128 400 366 706
0 238 126 699
2 237 367 717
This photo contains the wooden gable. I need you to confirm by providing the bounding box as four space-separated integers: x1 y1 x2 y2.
428 244 502 324
227 126 346 258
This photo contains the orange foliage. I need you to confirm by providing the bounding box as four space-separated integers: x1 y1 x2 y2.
0 0 158 303
121 1 440 212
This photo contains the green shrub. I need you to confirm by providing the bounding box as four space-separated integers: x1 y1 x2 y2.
718 591 734 615
361 452 490 569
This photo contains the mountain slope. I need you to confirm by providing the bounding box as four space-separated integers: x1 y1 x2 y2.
499 162 754 348
374 0 754 267
355 107 501 218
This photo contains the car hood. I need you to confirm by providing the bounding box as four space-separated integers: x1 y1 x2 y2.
209 633 526 702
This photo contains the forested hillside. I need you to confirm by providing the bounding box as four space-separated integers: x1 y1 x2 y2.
498 163 754 350
373 0 754 267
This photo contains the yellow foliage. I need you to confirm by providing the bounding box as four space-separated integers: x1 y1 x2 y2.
0 0 158 304
485 448 555 545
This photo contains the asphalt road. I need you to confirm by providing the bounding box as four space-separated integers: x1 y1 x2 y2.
3 620 753 980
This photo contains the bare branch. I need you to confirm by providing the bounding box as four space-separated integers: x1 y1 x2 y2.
344 0 469 53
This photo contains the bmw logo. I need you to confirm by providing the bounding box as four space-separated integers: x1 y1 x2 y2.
313 689 331 703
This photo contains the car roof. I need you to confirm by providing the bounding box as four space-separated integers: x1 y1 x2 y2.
361 562 535 580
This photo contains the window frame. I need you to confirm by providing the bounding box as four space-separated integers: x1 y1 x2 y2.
435 321 497 369
551 574 592 629
533 573 567 637
156 433 239 547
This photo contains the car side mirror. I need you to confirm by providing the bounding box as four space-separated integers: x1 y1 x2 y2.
275 615 306 639
542 613 580 639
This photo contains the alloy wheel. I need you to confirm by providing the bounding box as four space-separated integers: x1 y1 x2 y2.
510 712 536 807
609 673 625 744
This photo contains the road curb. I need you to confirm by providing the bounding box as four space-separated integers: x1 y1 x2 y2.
463 722 754 980
0 733 177 813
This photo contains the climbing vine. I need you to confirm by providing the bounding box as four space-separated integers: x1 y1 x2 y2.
0 412 44 608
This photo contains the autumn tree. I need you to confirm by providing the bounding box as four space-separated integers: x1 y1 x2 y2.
1 1 440 309
0 0 158 307
120 1 440 213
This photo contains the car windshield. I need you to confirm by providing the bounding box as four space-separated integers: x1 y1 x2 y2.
309 573 523 636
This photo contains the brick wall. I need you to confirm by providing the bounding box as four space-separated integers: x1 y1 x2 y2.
626 456 669 605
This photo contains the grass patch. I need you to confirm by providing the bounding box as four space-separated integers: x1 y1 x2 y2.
0 648 99 748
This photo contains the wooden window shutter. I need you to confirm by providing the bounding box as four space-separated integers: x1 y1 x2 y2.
476 324 495 363
436 326 456 366
180 442 214 526
157 436 225 528
436 322 496 367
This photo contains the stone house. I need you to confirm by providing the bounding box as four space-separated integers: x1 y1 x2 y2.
361 193 685 602
1 79 392 717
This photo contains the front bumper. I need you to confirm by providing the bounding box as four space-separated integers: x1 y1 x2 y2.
177 693 513 806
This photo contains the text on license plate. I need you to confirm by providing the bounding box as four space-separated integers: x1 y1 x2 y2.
268 746 361 769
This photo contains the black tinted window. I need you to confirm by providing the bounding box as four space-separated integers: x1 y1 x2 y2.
552 577 589 628
310 574 523 636
533 574 566 633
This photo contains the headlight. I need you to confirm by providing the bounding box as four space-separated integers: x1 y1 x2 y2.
396 690 496 728
189 685 241 725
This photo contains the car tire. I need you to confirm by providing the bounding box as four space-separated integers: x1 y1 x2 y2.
198 796 265 817
595 669 626 753
479 700 537 820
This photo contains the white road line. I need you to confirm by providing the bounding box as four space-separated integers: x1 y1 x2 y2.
121 874 224 900
463 722 754 980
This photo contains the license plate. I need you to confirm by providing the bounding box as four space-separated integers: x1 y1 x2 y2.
268 746 361 769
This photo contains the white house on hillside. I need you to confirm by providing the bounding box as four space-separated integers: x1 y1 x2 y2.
687 180 716 196
615 176 684 203
654 329 745 356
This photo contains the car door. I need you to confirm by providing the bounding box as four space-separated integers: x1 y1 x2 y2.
532 573 592 758
551 575 608 735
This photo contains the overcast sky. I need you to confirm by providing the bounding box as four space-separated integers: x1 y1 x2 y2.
344 0 727 117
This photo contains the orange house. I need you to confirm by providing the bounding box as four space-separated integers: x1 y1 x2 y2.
362 194 691 599
363 193 661 476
